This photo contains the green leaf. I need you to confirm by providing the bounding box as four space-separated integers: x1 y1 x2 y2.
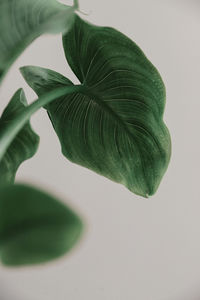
21 15 171 197
0 0 76 82
0 184 83 266
0 89 39 185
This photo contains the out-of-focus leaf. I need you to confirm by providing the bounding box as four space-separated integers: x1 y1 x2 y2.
0 89 39 185
21 15 171 197
0 184 83 266
0 0 76 82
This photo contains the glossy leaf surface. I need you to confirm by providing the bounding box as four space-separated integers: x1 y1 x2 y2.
0 89 39 185
0 184 83 266
0 0 75 82
21 16 171 197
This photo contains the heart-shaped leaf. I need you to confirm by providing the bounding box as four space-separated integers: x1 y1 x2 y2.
0 184 83 266
0 0 76 82
21 15 171 197
0 89 39 185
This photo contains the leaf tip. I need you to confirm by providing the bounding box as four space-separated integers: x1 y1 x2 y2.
20 65 48 91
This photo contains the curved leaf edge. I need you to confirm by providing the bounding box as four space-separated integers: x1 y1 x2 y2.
0 183 84 266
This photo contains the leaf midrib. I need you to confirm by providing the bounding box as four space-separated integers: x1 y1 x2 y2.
81 85 135 137
80 85 150 193
81 84 160 149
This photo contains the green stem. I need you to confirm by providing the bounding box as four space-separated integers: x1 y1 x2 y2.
0 85 82 161
74 0 79 10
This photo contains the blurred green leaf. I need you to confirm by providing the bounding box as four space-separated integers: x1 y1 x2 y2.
0 184 83 266
0 89 39 186
0 0 76 82
21 15 171 197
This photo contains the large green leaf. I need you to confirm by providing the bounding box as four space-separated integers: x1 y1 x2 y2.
0 0 76 82
0 184 83 266
0 89 39 185
21 15 171 197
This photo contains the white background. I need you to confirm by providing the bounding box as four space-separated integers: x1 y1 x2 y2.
0 0 200 299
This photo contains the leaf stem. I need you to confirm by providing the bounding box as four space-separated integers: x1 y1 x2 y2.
73 0 79 10
0 85 82 162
